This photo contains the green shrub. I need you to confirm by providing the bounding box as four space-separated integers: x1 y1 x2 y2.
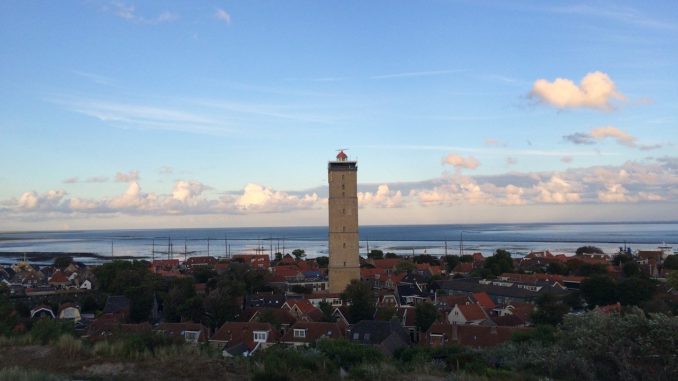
0 367 66 381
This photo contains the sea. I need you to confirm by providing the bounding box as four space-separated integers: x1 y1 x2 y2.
1 222 677 265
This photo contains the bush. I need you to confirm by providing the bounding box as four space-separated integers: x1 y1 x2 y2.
316 338 383 369
0 367 66 381
30 319 73 344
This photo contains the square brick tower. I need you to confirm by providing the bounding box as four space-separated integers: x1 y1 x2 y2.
328 150 360 293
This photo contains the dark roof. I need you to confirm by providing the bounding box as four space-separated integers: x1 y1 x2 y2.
433 278 569 300
245 293 286 308
426 323 529 348
103 295 131 314
350 319 411 346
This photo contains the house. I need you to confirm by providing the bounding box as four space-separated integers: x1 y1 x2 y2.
280 321 345 346
435 294 473 311
209 322 279 357
452 262 475 275
86 319 152 339
348 319 411 356
433 278 570 305
396 283 431 306
185 256 217 268
57 303 81 322
306 293 343 308
30 305 55 319
448 303 491 325
281 299 323 321
149 259 180 274
491 302 535 323
79 279 93 290
245 293 286 309
102 295 131 321
232 255 271 270
424 323 530 348
48 270 70 288
246 307 297 332
157 322 209 344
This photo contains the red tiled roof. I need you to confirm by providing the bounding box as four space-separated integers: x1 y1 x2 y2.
455 304 487 321
157 322 209 342
280 321 344 343
453 262 474 273
426 323 530 348
472 292 496 309
210 322 278 350
372 259 402 269
48 271 69 284
435 295 471 308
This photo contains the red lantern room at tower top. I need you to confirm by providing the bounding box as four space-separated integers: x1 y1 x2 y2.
336 150 348 161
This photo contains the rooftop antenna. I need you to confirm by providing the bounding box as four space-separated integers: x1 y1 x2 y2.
111 239 114 258
270 234 273 261
152 239 155 262
225 233 228 257
459 232 464 256
168 237 172 260
207 238 211 257
444 235 448 256
366 236 370 257
184 239 188 262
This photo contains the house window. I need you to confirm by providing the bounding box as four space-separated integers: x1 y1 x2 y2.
293 329 306 338
364 333 371 342
184 331 199 343
253 331 268 342
352 333 359 340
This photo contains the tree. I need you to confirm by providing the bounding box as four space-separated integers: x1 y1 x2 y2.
622 261 640 278
53 255 74 269
616 277 656 306
580 275 617 307
531 293 569 326
668 270 678 289
367 249 384 260
415 302 438 332
292 249 306 260
274 252 283 261
443 255 460 272
413 254 439 265
482 249 513 276
546 262 569 275
459 254 474 263
341 280 375 323
395 261 417 274
316 256 329 268
575 246 604 256
663 255 678 270
384 252 399 259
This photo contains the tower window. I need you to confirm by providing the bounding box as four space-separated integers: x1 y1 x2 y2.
341 184 345 190
343 243 346 248
342 226 346 232
342 208 345 214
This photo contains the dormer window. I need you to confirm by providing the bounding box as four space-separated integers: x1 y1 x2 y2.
253 331 268 342
293 329 306 338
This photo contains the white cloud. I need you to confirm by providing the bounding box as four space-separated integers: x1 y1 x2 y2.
215 8 231 24
530 71 625 111
358 185 404 208
108 1 177 24
563 126 662 151
590 126 636 146
534 175 582 203
442 154 480 170
115 170 140 183
233 183 320 212
172 180 208 203
17 190 67 210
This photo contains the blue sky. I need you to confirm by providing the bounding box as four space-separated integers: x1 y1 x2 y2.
1 0 677 230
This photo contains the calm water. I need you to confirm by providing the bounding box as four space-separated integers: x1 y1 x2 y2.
1 222 676 265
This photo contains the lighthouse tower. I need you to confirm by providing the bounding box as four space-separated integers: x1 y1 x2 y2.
327 150 360 293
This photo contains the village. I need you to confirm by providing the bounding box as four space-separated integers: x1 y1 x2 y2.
2 242 677 362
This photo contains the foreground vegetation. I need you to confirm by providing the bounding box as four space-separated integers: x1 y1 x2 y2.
1 308 677 380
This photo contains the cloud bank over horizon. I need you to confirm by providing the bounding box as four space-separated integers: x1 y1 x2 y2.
3 156 676 229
